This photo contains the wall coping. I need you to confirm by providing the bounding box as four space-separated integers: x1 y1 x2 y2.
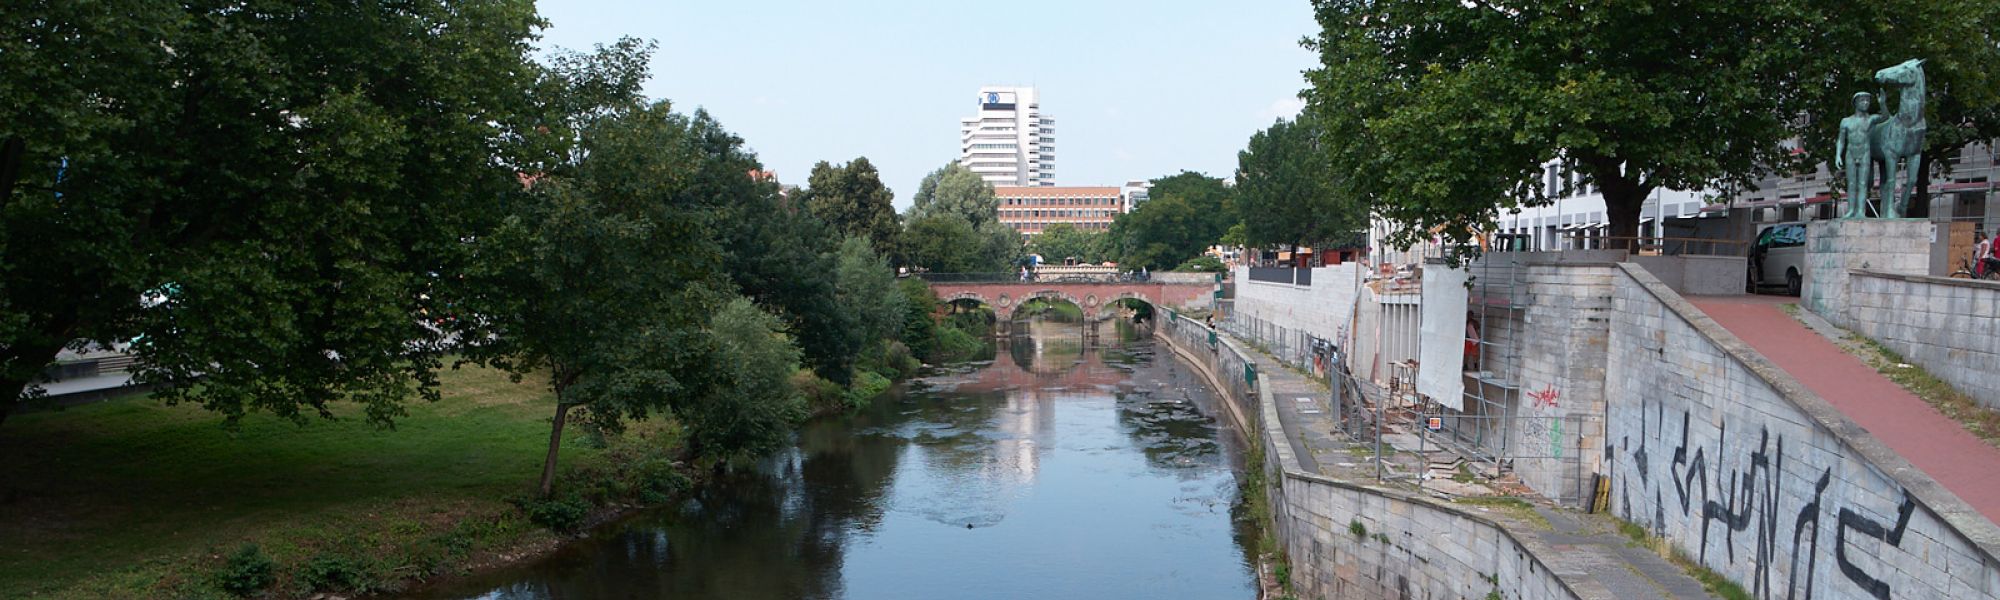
1158 313 1588 600
1852 269 2000 292
1616 262 2000 560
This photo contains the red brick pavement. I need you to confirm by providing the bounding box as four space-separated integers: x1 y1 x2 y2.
1690 294 2000 523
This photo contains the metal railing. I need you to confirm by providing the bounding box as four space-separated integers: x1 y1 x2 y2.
910 272 1161 284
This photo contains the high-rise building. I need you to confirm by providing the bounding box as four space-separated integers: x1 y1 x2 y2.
1120 180 1152 212
960 86 1055 187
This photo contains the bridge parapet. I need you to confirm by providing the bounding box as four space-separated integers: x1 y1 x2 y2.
918 277 1215 322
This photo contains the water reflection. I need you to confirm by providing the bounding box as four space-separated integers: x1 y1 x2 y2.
407 316 1253 600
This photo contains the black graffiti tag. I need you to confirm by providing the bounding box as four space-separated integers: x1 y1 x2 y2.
1835 491 1917 600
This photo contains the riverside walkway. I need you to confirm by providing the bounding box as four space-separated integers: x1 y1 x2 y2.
1213 329 1717 600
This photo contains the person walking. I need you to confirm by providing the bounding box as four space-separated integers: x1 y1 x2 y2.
1977 232 1997 277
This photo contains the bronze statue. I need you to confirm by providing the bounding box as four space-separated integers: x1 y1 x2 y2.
1870 59 1927 219
1836 92 1882 219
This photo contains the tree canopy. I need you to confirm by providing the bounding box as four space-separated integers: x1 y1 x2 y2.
903 213 1014 273
1106 172 1232 270
1235 116 1365 250
1304 0 2000 247
909 163 1000 228
1030 223 1106 264
0 0 549 426
798 158 901 261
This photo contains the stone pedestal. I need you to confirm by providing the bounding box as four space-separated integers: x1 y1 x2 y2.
1803 219 1933 327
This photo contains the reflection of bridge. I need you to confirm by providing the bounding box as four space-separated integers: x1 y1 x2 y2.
940 323 1143 396
918 274 1214 322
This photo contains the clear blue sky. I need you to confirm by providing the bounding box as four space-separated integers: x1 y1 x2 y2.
537 0 1318 210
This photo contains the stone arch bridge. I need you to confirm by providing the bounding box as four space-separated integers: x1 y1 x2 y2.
918 275 1215 323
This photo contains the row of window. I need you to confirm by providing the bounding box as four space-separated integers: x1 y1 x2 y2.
968 143 1017 150
1015 222 1108 232
1001 196 1115 206
1003 209 1116 218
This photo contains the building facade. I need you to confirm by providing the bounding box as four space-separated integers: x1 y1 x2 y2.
960 86 1056 187
996 186 1123 237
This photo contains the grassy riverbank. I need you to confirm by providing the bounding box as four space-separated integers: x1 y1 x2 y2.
0 364 676 599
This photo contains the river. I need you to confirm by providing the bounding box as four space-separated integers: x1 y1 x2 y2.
405 317 1256 600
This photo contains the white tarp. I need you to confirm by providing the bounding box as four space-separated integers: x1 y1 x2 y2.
1416 265 1468 410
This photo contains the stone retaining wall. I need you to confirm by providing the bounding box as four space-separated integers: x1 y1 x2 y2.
1158 314 1580 600
1847 271 2000 411
1606 263 2000 599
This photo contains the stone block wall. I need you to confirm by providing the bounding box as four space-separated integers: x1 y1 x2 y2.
1805 219 1934 327
1505 263 1616 507
1606 263 2000 600
1232 264 1363 349
1847 271 2000 410
1157 313 1580 600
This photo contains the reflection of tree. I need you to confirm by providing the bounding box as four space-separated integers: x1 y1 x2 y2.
481 407 911 599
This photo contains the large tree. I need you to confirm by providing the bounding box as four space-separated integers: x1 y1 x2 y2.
1235 116 1366 250
908 163 1000 227
904 213 1009 273
1106 171 1232 270
1030 223 1105 264
798 158 900 261
1305 0 1842 248
0 0 548 427
462 100 733 495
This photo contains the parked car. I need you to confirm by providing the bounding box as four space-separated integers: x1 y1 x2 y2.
1749 222 1807 295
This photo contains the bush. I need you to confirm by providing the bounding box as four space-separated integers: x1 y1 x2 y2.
935 327 986 361
300 554 364 592
515 493 591 533
637 460 692 505
214 544 275 596
844 370 892 410
1173 255 1226 272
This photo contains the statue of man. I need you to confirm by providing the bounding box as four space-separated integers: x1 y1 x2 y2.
1836 92 1884 219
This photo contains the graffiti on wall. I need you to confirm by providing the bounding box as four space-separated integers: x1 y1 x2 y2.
1529 386 1561 409
1613 400 1924 600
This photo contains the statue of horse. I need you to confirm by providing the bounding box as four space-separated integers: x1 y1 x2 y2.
1870 59 1927 218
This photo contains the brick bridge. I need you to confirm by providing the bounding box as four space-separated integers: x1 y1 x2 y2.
919 276 1215 322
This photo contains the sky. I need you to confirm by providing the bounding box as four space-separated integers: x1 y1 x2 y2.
536 0 1319 210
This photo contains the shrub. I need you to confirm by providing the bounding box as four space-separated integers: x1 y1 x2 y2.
843 370 893 410
637 460 692 504
1173 255 1226 272
300 554 363 592
516 493 591 533
215 544 275 596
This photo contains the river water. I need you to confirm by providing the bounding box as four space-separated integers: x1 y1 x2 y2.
407 318 1256 600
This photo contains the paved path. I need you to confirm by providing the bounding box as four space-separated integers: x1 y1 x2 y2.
1216 331 1715 600
1689 294 2000 524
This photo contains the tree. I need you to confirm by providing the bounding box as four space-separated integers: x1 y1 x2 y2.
680 298 806 460
798 158 900 261
1105 171 1233 270
909 163 1000 227
0 0 548 427
834 236 905 348
1147 171 1234 242
903 213 1006 273
1030 223 1104 264
1304 0 2000 248
1107 194 1211 270
1235 117 1366 250
463 100 732 495
698 124 858 386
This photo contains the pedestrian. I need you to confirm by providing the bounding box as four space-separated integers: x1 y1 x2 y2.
1978 232 1998 277
1019 266 1029 282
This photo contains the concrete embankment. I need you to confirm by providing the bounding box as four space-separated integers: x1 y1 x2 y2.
1156 313 1584 600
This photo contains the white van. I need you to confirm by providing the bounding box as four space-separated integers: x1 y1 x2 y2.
1749 223 1807 295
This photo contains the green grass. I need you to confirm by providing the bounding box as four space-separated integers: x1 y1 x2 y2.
0 364 645 598
1849 336 2000 449
1778 306 2000 450
1453 496 1553 531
